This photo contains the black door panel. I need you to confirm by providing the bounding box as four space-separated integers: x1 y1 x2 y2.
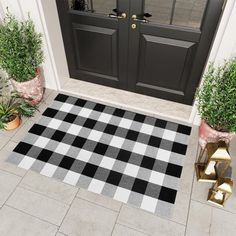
137 35 196 92
56 0 224 105
72 23 118 76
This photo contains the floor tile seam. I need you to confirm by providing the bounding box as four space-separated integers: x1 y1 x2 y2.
18 184 74 207
111 206 121 235
1 167 27 208
118 204 186 234
58 187 80 230
75 194 120 213
0 138 11 151
191 199 236 215
3 204 60 229
184 167 196 236
55 231 68 236
0 166 25 178
114 222 152 236
184 137 200 236
75 192 121 212
209 206 213 236
59 88 191 125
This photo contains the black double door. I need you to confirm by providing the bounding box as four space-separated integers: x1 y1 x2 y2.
56 0 224 105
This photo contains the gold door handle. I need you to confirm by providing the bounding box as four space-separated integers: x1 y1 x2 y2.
132 14 149 23
108 12 127 19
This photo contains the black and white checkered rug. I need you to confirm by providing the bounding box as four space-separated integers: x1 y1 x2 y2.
7 94 191 215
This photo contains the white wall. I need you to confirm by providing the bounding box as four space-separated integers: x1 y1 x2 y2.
213 1 236 62
191 0 236 125
37 0 69 88
0 0 59 90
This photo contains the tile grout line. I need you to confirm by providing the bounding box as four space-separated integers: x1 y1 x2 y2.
16 184 73 206
184 142 199 236
0 167 25 178
74 193 120 213
0 138 11 151
0 168 59 227
113 204 150 236
114 203 186 235
191 199 236 215
110 202 123 235
57 187 80 234
2 166 28 207
115 222 152 236
208 206 213 236
4 204 59 229
4 177 78 228
75 194 121 213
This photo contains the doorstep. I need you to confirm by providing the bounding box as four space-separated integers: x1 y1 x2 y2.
61 78 192 125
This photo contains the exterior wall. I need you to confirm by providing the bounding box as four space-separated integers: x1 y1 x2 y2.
0 0 236 124
0 0 59 90
191 0 236 125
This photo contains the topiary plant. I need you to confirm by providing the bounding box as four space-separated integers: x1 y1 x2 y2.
0 12 44 82
196 59 236 132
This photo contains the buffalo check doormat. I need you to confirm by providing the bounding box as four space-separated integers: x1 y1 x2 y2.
7 93 191 215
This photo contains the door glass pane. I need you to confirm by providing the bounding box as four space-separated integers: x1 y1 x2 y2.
69 0 116 14
92 0 116 14
145 0 174 25
145 0 207 29
173 0 208 28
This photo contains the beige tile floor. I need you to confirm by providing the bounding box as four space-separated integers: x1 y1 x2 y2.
0 88 236 236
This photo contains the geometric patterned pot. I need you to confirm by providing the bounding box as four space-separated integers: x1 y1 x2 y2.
199 120 235 149
11 68 44 105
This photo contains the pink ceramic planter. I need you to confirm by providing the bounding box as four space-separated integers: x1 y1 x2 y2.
199 120 235 149
11 68 44 105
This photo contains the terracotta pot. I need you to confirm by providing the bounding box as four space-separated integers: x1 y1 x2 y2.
11 68 44 105
5 115 21 131
199 120 235 149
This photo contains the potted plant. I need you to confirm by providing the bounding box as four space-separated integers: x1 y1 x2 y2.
0 76 37 130
195 58 236 148
0 12 44 105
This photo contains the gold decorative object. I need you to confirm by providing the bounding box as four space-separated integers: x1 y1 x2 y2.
207 177 233 207
195 141 231 182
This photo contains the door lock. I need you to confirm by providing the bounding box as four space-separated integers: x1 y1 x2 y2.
131 23 137 29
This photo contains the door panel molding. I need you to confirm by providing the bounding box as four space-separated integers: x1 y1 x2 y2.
137 34 197 94
185 0 225 104
140 24 201 42
72 23 118 76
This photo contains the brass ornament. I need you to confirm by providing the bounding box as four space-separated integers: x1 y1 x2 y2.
195 141 231 183
207 177 233 207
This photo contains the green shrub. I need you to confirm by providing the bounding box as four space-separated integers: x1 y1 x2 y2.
196 59 236 132
0 13 44 82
